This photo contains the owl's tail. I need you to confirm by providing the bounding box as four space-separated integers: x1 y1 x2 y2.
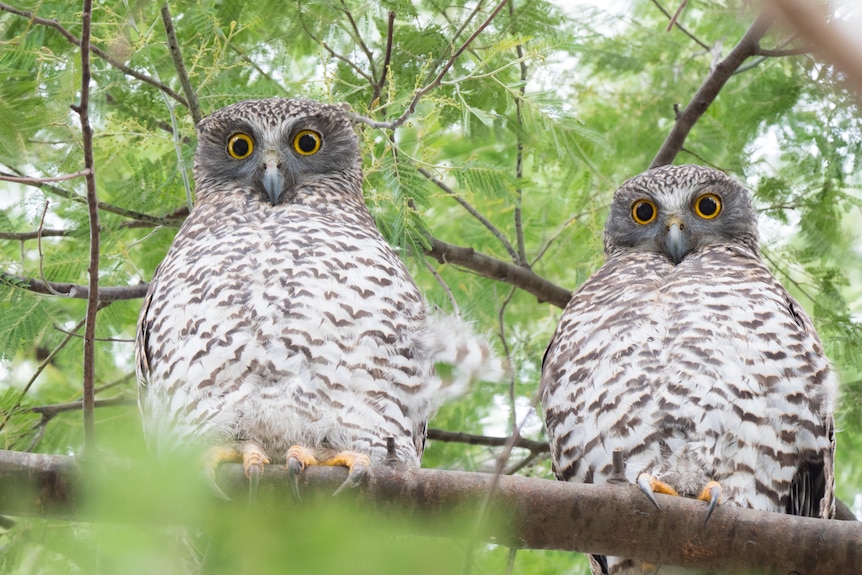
421 313 510 403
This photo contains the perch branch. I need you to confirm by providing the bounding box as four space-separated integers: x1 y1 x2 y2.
0 271 149 301
0 450 858 575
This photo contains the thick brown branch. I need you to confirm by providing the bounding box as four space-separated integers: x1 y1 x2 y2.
650 13 772 169
0 271 148 301
0 450 858 574
424 236 571 308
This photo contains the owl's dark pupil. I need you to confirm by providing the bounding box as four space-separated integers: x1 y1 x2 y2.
699 196 718 216
298 134 317 153
232 139 249 157
635 202 654 222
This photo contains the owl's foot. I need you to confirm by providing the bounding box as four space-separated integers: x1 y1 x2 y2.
697 480 722 523
286 445 372 497
241 442 271 502
637 474 722 523
636 473 680 509
204 443 271 502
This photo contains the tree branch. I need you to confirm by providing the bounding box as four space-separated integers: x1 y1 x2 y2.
0 271 148 301
0 450 858 574
424 236 571 308
417 167 519 261
650 13 772 169
370 10 395 108
75 0 98 449
648 0 710 51
357 0 510 131
426 429 548 454
0 169 91 185
0 2 188 107
160 2 202 124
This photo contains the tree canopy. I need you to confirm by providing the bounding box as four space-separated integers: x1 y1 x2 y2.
0 0 860 573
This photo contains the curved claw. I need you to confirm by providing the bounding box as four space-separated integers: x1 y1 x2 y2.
204 469 232 501
332 462 369 496
286 455 305 501
247 465 261 502
637 473 662 509
701 481 722 524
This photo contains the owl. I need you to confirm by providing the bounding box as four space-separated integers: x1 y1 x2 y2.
541 165 836 574
136 98 503 496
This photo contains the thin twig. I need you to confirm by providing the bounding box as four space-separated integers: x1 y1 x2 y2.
297 6 375 84
666 0 689 32
649 0 710 51
76 0 99 451
339 0 377 81
0 2 188 107
357 0 510 130
0 168 182 227
509 0 528 267
0 169 91 184
36 202 65 296
0 316 89 435
0 229 69 241
30 396 136 420
497 286 517 436
424 260 461 318
426 428 548 454
417 167 519 261
53 323 134 343
160 3 202 124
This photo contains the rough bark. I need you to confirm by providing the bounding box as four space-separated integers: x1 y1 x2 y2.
1 450 859 574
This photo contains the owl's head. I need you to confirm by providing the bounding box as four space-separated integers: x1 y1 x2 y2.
603 164 759 264
193 98 361 205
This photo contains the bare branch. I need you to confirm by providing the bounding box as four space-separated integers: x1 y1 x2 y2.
29 396 135 421
358 0 510 131
417 167 518 261
1 450 859 574
0 168 183 228
370 10 395 108
0 169 91 184
75 0 99 450
0 2 188 107
339 0 377 81
650 13 772 169
424 236 571 309
0 229 69 241
508 0 528 267
665 0 688 33
0 315 88 435
426 428 548 454
0 270 148 301
160 3 202 124
649 0 710 51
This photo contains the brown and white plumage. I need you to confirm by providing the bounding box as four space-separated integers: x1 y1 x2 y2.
136 98 503 490
541 165 836 574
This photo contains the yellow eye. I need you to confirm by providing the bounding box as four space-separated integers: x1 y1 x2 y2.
694 193 722 219
293 130 322 156
631 199 657 225
227 133 254 159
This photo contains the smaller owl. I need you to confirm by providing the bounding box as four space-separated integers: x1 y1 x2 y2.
136 98 506 498
541 165 836 574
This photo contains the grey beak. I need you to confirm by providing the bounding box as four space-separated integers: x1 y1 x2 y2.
664 216 688 264
262 153 284 205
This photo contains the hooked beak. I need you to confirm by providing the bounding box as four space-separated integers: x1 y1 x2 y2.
262 150 285 205
664 215 688 264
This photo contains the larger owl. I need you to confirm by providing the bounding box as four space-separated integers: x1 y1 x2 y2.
136 98 503 495
541 165 836 574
